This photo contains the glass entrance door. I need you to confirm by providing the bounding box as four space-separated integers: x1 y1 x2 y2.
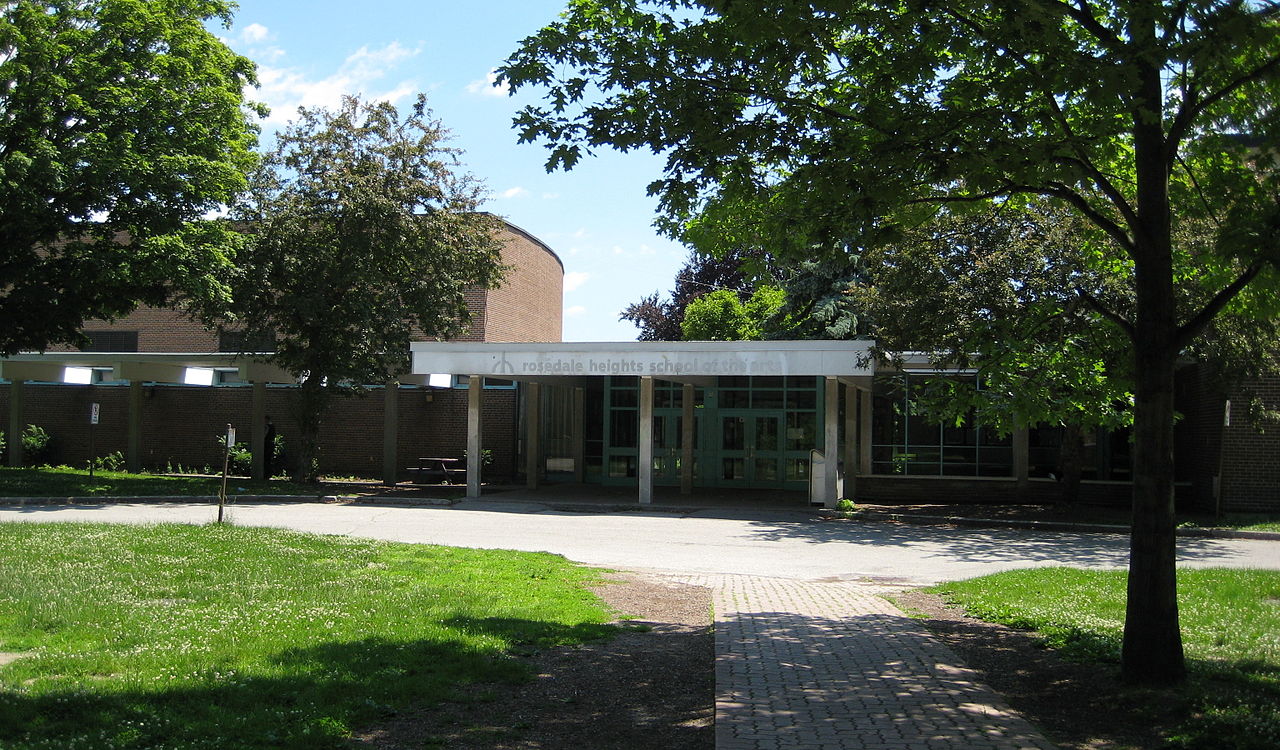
652 412 699 485
718 412 785 486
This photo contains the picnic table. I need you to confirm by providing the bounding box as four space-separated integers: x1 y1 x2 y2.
406 456 463 484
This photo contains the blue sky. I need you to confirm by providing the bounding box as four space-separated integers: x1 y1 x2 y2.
219 0 686 342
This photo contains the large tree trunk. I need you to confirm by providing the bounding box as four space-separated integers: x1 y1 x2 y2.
292 374 327 484
1121 52 1186 683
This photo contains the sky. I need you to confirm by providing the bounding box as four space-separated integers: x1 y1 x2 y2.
218 0 687 342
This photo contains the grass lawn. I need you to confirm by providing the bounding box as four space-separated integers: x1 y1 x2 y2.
923 567 1280 749
0 522 617 749
0 466 403 498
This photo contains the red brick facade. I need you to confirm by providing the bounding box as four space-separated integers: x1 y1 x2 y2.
5 220 560 480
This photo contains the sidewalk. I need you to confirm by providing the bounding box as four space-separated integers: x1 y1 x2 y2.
677 574 1057 750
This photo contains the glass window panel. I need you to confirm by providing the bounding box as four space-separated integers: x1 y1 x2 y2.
786 389 817 410
786 376 816 389
755 458 779 481
611 389 637 408
610 411 638 448
785 412 816 450
755 416 780 451
653 415 670 449
608 455 636 478
722 416 745 450
753 389 784 409
785 458 810 481
721 390 750 408
722 457 744 480
755 376 784 388
654 389 672 408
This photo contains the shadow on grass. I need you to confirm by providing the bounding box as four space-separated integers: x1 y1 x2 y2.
0 616 619 750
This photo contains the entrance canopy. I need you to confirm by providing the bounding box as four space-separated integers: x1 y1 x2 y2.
410 340 877 382
411 340 879 506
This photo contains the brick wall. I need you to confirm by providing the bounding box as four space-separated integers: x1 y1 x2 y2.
482 221 564 343
1 382 518 480
1218 374 1280 512
50 219 563 351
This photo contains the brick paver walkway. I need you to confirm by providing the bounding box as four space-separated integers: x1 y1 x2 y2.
674 574 1058 750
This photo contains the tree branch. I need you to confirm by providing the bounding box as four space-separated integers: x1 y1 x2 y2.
1169 52 1280 148
1174 261 1269 350
1077 286 1135 339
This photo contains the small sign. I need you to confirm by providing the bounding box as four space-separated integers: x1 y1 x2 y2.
90 402 100 425
227 426 236 445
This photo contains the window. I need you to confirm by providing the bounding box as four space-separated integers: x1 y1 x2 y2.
450 376 517 390
80 330 138 352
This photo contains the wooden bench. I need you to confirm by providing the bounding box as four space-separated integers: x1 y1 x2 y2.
406 457 463 484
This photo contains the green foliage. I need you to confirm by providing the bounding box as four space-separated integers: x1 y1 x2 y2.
19 425 51 466
0 430 5 460
90 451 124 473
927 568 1280 749
0 466 381 498
0 0 261 355
226 94 506 481
0 523 615 748
681 285 785 340
502 0 1280 681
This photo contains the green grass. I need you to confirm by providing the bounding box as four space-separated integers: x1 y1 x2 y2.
0 522 617 749
923 567 1280 749
0 466 374 498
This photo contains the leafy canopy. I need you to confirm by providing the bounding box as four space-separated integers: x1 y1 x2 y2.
0 0 261 355
227 95 506 480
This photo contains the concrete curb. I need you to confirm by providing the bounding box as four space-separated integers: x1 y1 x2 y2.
845 509 1280 541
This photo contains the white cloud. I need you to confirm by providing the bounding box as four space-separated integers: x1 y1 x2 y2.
499 186 529 199
565 305 587 317
252 41 423 125
541 192 560 200
240 23 270 44
465 68 510 98
564 271 590 292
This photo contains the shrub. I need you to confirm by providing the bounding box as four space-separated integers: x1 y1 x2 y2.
0 430 5 461
21 424 52 465
92 451 125 472
215 435 253 476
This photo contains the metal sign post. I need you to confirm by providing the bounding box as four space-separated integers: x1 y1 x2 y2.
218 424 235 523
89 403 100 477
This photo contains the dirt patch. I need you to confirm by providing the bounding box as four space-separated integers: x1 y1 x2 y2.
0 652 25 667
895 589 1188 749
351 573 713 749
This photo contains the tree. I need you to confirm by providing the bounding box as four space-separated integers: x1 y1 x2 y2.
620 246 760 339
681 284 785 340
502 1 1280 682
227 95 505 482
0 0 260 355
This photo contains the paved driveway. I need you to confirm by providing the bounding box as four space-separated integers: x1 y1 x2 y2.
1 499 1274 584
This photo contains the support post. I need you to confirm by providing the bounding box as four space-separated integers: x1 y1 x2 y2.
859 388 873 475
127 380 143 473
250 381 267 480
638 375 654 504
572 386 585 483
525 381 542 489
382 380 399 486
8 380 24 466
844 382 858 500
823 376 840 507
1013 421 1030 497
467 375 482 499
680 382 694 495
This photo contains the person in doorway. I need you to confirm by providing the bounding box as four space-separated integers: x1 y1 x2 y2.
264 415 277 479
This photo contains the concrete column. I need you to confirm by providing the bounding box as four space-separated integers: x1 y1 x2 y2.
823 376 840 506
859 388 873 475
844 382 858 499
1013 422 1030 495
382 381 399 486
127 380 144 473
638 375 654 504
525 381 542 489
8 380 24 466
572 386 585 483
250 381 267 480
680 382 694 495
466 375 482 498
